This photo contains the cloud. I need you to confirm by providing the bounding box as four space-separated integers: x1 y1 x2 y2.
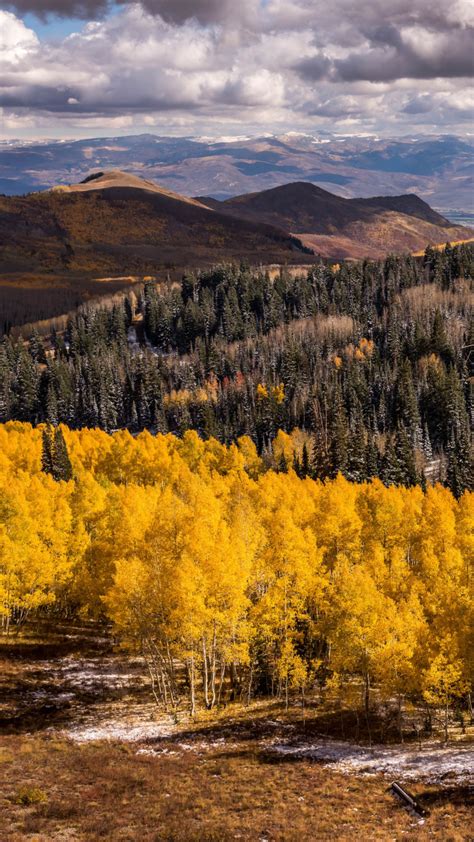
137 0 257 26
332 27 474 81
1 1 473 139
4 0 108 18
0 10 39 60
294 53 332 82
3 0 258 23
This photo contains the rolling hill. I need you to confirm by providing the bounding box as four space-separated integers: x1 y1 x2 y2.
197 183 473 260
0 169 313 329
0 169 310 277
0 170 472 330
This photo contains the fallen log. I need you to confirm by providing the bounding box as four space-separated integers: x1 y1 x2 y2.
390 781 429 817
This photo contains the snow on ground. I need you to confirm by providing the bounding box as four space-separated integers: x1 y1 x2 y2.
57 655 146 690
270 740 474 784
137 738 241 757
127 326 142 354
9 648 473 785
63 705 175 743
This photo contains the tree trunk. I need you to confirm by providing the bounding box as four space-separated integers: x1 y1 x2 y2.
188 656 196 717
210 625 217 709
202 637 210 709
217 661 226 706
467 692 473 724
397 693 404 742
364 672 372 746
247 661 254 706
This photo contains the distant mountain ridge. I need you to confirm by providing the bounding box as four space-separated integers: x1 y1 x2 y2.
0 133 472 213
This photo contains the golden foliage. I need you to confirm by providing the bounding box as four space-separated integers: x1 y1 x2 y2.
0 422 472 715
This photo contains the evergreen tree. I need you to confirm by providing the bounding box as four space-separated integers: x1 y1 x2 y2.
41 425 55 476
330 386 348 477
395 426 418 487
53 428 73 482
381 438 401 486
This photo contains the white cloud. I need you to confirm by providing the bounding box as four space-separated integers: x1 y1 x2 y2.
0 1 472 138
0 10 39 62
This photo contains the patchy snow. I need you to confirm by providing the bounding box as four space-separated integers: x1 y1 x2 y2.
59 700 175 743
57 655 147 690
271 739 474 784
137 738 240 757
65 719 174 743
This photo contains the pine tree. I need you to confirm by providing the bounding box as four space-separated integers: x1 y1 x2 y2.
366 431 379 479
395 426 418 487
330 387 348 477
301 442 311 478
41 425 55 476
381 437 401 486
53 428 73 482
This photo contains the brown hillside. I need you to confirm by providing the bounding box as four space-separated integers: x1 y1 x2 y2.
2 171 472 328
0 171 311 277
197 182 473 259
0 171 314 328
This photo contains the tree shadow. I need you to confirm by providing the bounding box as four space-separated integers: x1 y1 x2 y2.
417 786 474 810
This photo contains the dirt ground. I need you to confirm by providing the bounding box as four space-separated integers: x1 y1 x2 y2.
1 733 473 842
1 624 473 841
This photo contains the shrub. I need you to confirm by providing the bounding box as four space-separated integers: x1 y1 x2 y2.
14 786 48 806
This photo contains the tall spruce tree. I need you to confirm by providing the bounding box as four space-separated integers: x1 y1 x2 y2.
53 428 73 482
41 425 55 476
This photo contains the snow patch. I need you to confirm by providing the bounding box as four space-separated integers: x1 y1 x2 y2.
65 719 173 743
60 701 175 743
271 740 474 784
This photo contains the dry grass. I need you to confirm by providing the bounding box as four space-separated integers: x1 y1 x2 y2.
1 732 472 842
1 624 472 841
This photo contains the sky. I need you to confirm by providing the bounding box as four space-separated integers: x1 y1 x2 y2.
0 0 473 140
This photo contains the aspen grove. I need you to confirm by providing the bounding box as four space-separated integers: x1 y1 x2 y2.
0 422 472 729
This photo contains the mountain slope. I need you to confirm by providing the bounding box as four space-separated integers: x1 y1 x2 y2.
0 170 311 281
197 183 473 259
1 170 472 331
53 169 206 207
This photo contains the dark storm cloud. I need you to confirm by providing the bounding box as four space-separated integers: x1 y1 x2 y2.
295 15 474 83
4 0 108 17
293 53 332 82
0 82 80 107
3 0 246 22
333 28 474 81
137 0 238 25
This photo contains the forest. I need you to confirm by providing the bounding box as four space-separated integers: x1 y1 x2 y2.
0 243 472 495
0 422 472 736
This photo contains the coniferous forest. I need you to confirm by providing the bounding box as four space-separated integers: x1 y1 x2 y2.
1 243 472 495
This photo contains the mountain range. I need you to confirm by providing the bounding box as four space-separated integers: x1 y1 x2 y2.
1 169 472 331
1 133 473 215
